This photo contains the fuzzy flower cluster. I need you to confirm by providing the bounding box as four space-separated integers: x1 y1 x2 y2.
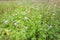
4 20 9 24
48 25 53 30
24 16 28 20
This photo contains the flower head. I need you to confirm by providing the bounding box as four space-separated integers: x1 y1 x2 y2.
13 20 18 26
25 26 28 29
14 22 17 26
48 25 53 30
4 20 9 24
24 16 28 20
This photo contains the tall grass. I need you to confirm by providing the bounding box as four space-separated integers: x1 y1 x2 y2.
0 2 60 40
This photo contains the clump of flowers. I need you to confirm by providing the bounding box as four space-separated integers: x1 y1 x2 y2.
24 16 28 20
4 20 9 25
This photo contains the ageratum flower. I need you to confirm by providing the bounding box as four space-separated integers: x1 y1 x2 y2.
14 22 17 26
49 25 52 28
48 25 53 30
13 20 19 26
25 26 28 29
12 13 18 17
4 20 9 24
24 16 28 20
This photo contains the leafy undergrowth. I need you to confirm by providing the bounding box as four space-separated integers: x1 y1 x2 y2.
0 3 60 40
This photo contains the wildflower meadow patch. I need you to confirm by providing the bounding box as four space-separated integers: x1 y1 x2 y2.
0 2 60 40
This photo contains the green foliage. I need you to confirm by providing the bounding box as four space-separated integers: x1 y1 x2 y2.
0 3 60 40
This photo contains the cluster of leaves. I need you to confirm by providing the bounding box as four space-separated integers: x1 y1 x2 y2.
0 3 60 40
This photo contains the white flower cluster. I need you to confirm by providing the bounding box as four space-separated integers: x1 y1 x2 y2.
25 26 28 29
12 13 18 17
48 25 53 30
49 25 52 28
13 20 18 26
24 16 28 20
4 20 9 24
14 22 17 26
